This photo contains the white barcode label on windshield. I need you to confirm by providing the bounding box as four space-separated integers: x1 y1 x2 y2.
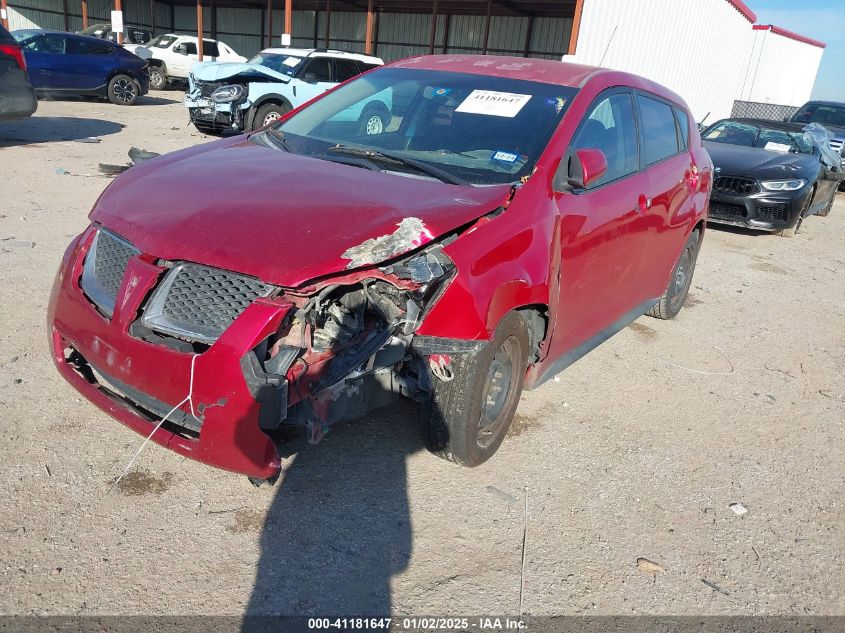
455 90 532 118
764 141 791 153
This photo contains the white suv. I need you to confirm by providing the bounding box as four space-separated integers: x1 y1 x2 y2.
125 34 245 89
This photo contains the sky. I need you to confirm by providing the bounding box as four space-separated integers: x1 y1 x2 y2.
752 0 844 101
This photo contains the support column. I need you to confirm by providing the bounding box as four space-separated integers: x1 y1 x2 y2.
283 0 291 46
63 0 69 31
481 0 491 55
324 0 330 48
196 0 203 60
567 0 584 55
114 0 122 44
364 0 374 55
81 0 88 29
441 12 449 53
150 0 155 35
210 0 216 40
428 0 438 54
1 0 8 31
523 15 534 57
266 0 273 49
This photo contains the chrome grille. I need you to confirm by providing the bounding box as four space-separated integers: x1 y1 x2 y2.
80 228 139 318
713 176 759 195
141 263 275 343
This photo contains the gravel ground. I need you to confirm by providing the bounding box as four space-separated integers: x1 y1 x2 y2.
0 96 843 618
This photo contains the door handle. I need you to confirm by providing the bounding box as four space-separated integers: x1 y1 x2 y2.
638 194 652 213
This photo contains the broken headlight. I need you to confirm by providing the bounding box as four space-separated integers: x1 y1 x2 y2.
210 84 245 103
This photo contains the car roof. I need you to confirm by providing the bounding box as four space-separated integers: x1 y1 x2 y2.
261 47 383 64
798 100 845 108
386 54 686 105
718 117 808 132
12 28 115 44
162 33 220 43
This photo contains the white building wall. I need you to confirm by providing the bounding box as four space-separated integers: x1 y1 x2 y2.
568 0 756 122
740 29 823 107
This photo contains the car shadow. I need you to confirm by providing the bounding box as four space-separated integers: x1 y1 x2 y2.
135 95 182 106
706 223 769 238
0 116 124 147
243 399 422 627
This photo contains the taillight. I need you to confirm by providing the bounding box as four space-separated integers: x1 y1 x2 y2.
0 44 26 71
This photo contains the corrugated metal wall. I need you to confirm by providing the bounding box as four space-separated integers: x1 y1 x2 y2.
6 0 569 61
740 29 823 107
568 0 757 122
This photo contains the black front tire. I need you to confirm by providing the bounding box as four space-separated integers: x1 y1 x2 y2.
647 229 700 320
251 102 291 131
420 312 530 467
148 66 166 90
107 74 139 105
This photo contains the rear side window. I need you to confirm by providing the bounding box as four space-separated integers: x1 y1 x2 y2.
67 38 112 55
571 92 639 188
203 41 220 57
334 59 360 83
674 107 690 150
638 94 680 164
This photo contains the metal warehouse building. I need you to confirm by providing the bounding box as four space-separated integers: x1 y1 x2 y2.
1 0 826 122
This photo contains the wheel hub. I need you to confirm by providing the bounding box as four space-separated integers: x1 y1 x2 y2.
480 338 516 435
366 115 383 135
114 79 135 103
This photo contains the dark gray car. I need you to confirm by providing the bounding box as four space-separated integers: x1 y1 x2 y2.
0 24 37 120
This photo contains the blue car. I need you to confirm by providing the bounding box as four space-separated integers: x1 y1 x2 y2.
11 29 149 105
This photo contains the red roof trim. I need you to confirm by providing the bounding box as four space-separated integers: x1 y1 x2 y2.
753 24 827 49
727 1 756 23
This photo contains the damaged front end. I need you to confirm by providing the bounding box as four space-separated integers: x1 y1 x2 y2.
184 74 252 131
243 244 456 444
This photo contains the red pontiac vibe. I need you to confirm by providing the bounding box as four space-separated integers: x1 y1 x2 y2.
48 55 712 481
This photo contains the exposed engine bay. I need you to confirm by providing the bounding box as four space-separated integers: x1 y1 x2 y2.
240 246 456 443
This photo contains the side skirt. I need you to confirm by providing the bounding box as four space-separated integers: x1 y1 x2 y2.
527 298 659 390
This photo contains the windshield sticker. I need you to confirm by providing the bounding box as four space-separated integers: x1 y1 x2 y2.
283 56 301 67
455 90 532 118
492 150 519 163
764 141 791 153
546 97 567 114
433 88 451 97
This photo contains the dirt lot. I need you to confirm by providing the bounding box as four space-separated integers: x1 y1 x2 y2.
0 96 843 618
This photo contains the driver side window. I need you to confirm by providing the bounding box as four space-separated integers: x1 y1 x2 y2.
26 35 66 54
570 92 639 188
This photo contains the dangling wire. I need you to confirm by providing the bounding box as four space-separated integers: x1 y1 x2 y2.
107 354 199 494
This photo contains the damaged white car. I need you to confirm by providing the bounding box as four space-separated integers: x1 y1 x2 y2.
183 47 384 134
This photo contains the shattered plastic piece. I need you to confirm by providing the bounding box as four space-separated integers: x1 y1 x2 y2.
636 558 666 574
486 485 517 506
73 136 101 144
803 123 841 168
729 502 748 516
341 217 434 268
55 168 68 175
99 163 131 176
128 147 161 163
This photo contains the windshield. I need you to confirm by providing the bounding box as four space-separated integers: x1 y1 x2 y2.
147 35 177 49
79 24 109 36
792 103 845 128
247 52 304 76
702 120 813 155
273 67 576 185
11 29 40 43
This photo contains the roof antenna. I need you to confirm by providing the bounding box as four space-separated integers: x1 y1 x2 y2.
599 25 618 66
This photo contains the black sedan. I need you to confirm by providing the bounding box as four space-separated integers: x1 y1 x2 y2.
702 118 842 237
0 24 37 120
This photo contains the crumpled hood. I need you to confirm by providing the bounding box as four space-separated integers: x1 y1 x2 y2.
704 141 816 180
90 137 512 287
191 61 290 83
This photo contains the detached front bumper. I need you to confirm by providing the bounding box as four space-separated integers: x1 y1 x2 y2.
707 188 809 231
47 231 286 479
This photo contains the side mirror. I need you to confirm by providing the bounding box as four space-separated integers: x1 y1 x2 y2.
566 148 608 190
303 72 318 84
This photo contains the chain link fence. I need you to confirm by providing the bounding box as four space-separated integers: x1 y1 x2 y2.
731 100 799 122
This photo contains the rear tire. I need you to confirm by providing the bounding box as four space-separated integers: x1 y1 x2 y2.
647 229 700 320
251 102 291 131
107 74 138 105
148 65 166 90
420 312 530 467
